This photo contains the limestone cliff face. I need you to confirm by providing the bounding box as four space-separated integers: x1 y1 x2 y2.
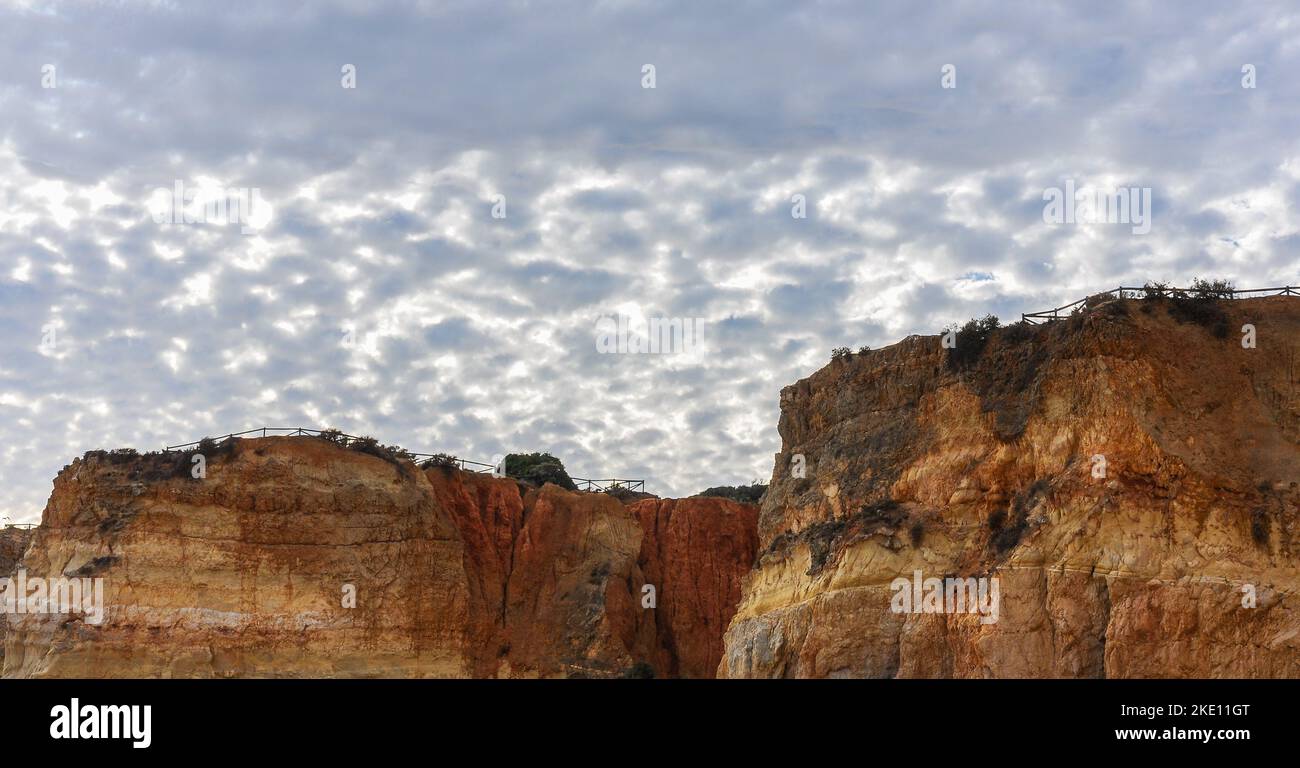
6 439 471 678
3 438 757 678
0 526 34 667
0 527 32 580
721 296 1300 678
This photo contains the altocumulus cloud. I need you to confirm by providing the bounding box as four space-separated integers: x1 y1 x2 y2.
0 0 1298 521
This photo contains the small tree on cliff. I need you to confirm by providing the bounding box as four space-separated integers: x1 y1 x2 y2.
944 315 1000 370
504 452 577 491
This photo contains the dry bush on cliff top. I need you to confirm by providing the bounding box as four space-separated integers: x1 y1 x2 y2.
315 428 347 444
999 319 1038 345
945 315 1001 370
194 436 236 461
91 439 236 482
419 452 459 470
696 482 767 504
309 430 417 476
1140 278 1234 338
830 346 871 362
605 486 656 503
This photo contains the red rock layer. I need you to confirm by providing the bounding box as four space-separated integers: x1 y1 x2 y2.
2 439 758 678
628 498 759 678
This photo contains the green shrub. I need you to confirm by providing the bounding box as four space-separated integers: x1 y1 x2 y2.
830 346 851 362
1000 321 1036 345
1190 277 1235 300
1167 280 1231 338
316 428 348 445
504 452 577 491
1141 281 1170 301
697 483 767 504
945 315 1000 370
1140 279 1233 336
339 435 416 478
347 435 380 457
420 453 459 470
184 437 235 478
106 448 140 463
382 444 413 461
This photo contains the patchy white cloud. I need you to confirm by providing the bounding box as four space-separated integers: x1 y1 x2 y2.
0 1 1298 522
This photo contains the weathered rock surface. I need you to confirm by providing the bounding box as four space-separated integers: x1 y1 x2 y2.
12 294 1290 679
626 498 758 678
0 526 32 578
0 525 34 667
2 439 757 678
6 439 471 677
721 296 1300 678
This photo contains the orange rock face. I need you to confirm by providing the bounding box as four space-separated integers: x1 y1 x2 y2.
424 467 525 676
5 439 472 678
627 498 759 678
720 296 1300 678
493 481 646 677
2 439 758 678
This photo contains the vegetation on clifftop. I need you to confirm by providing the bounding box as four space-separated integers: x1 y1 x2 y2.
696 483 767 505
1142 278 1234 338
504 452 577 491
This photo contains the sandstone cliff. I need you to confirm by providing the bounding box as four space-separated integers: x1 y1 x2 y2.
0 526 34 667
11 294 1293 679
625 498 758 678
0 526 32 579
3 439 757 678
720 295 1300 678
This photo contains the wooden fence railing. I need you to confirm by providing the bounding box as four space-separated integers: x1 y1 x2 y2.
1021 285 1299 324
164 427 644 493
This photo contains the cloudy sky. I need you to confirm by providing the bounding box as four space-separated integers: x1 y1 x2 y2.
1 1 1297 522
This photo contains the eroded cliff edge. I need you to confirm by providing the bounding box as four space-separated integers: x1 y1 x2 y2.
721 295 1300 678
2 438 756 678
